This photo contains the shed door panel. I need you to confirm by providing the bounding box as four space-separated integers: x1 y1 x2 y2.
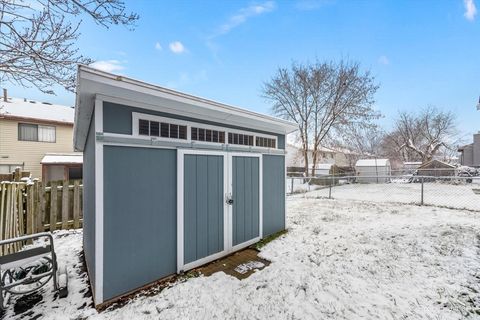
232 156 260 246
184 155 224 264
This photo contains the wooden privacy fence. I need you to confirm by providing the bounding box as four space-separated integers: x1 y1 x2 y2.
0 179 83 255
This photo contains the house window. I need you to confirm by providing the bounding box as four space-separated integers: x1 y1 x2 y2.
138 119 187 140
191 127 225 143
255 136 276 148
229 133 254 146
18 123 56 142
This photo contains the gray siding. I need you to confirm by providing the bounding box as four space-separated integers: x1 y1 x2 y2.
103 102 286 149
83 110 96 288
232 156 260 246
103 146 176 301
474 134 480 167
262 155 286 237
183 155 224 264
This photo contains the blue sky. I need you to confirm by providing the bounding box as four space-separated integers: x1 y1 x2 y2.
6 0 480 137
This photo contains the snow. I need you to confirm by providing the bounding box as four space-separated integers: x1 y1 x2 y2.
41 153 83 164
6 198 480 319
0 97 74 124
355 158 390 167
299 181 480 211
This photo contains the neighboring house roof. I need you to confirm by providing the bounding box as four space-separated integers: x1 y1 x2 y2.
74 65 298 151
417 159 455 169
356 159 390 167
0 97 74 124
41 153 83 165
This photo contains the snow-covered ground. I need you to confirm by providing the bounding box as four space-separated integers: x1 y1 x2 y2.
295 181 480 211
6 198 480 319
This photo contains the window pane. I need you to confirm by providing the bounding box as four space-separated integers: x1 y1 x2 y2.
234 134 239 144
179 125 187 139
161 123 169 137
249 136 253 146
68 167 83 180
219 132 225 143
139 120 149 135
170 124 179 139
199 128 205 141
38 125 56 142
212 131 218 143
228 133 233 144
150 121 159 137
239 134 244 145
206 129 212 142
18 123 38 141
191 127 198 140
272 139 276 148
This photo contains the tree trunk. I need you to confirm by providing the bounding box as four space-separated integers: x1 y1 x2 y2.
303 149 309 177
311 149 318 176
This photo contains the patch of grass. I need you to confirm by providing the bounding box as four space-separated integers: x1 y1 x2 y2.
253 229 288 250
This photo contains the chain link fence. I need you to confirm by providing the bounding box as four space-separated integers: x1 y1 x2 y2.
287 174 480 212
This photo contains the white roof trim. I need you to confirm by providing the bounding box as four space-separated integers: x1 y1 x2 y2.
74 65 297 151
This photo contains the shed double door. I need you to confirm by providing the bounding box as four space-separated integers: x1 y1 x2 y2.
177 151 261 272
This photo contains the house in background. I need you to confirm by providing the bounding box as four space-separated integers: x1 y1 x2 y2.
41 153 83 183
286 144 356 174
0 90 75 179
458 133 480 168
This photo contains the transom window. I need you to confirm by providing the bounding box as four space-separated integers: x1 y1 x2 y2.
134 113 277 149
228 133 254 146
256 137 276 148
191 127 225 143
139 119 187 140
18 123 56 142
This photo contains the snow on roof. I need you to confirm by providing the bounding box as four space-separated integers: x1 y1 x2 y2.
0 97 74 124
316 163 333 170
403 162 422 165
355 159 390 167
41 153 83 164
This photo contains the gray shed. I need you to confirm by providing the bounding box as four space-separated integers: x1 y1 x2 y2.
73 66 297 306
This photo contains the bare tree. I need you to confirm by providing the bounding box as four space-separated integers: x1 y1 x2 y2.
263 59 380 175
393 107 457 163
0 0 138 94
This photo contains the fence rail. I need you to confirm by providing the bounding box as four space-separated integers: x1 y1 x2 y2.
0 179 83 255
287 175 480 212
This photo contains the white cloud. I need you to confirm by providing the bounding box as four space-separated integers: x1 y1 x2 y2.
169 41 185 54
378 55 390 65
210 1 276 38
155 42 162 51
89 60 125 73
464 0 477 21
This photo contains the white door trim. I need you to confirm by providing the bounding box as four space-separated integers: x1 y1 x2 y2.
177 150 263 273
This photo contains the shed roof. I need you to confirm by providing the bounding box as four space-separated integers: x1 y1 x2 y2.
355 159 390 167
0 97 74 124
41 153 83 164
74 65 298 151
417 160 455 169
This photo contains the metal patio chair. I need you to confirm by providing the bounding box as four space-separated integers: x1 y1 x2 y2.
0 232 68 310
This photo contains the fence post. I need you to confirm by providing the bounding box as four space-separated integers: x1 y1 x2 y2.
290 177 294 195
73 181 81 229
50 182 58 231
61 181 69 229
328 176 332 199
420 176 424 205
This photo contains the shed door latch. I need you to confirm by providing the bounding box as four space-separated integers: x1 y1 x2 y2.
226 194 234 205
